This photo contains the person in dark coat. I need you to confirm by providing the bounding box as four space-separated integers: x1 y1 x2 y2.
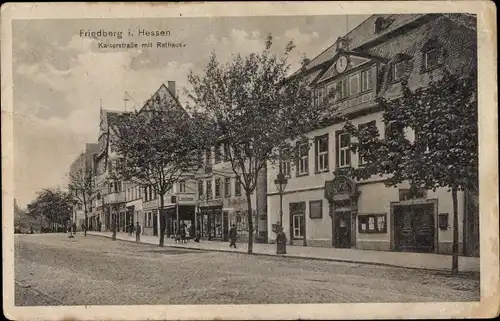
135 222 141 242
180 223 187 244
229 224 237 248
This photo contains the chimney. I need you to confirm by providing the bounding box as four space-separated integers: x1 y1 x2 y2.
167 81 176 97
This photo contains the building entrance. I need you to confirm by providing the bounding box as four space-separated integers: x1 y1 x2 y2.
393 204 435 253
334 210 351 248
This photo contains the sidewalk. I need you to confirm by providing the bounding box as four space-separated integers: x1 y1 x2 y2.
87 231 480 273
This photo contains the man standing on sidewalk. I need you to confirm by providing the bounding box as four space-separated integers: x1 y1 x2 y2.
229 224 237 248
135 222 141 242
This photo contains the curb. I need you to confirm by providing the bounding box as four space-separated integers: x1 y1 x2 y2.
87 233 478 276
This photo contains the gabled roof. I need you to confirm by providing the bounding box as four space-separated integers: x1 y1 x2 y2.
138 83 191 118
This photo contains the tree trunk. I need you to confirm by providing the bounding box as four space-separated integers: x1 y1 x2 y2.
246 192 253 254
451 187 459 274
112 209 117 241
84 212 88 236
159 195 166 247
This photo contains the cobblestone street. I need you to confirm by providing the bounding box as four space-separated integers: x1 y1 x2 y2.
14 234 480 306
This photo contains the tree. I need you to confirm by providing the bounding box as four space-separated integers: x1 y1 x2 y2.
113 92 211 247
187 34 335 253
68 164 97 236
26 188 74 232
338 70 477 274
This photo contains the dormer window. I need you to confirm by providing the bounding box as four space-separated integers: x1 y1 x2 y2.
393 61 406 81
424 49 439 70
421 39 442 72
374 17 394 34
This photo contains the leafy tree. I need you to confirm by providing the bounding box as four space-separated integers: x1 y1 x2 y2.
187 34 335 253
68 164 97 236
338 70 477 274
113 92 211 247
26 188 75 232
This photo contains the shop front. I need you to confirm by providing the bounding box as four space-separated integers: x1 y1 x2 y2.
223 196 258 243
197 199 224 241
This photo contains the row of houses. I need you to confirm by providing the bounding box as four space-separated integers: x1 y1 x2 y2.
69 13 479 256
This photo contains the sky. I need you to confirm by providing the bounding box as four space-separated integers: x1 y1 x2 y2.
12 15 370 208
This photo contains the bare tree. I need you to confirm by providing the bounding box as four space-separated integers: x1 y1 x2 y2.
68 165 97 236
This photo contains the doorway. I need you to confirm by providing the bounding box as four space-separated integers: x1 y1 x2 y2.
334 211 351 248
153 211 158 236
393 204 435 253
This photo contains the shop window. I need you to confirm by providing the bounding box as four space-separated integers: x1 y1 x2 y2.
309 200 323 219
358 214 387 233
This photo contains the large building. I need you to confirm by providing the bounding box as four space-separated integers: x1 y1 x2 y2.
194 144 267 242
266 14 479 256
69 143 99 229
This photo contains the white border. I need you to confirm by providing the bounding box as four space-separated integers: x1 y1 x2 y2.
2 1 498 320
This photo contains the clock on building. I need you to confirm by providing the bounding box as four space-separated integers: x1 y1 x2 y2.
336 56 348 73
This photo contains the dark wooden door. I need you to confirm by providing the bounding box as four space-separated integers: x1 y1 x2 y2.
153 212 158 236
335 211 351 248
394 204 434 253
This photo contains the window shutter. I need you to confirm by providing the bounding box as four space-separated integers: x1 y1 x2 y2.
295 141 300 177
314 137 318 173
335 131 340 168
346 134 351 165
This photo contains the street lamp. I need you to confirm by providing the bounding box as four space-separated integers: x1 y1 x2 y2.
274 158 288 255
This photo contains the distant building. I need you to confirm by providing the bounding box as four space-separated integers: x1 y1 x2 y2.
266 14 479 256
69 143 99 230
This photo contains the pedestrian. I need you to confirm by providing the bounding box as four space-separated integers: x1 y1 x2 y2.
135 222 141 242
29 226 34 234
73 222 77 234
128 223 134 236
229 224 237 248
194 228 201 243
180 223 187 244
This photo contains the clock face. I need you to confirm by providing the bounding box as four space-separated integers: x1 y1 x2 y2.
336 56 348 73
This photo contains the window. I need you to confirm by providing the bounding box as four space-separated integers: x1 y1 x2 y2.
358 121 376 165
143 187 148 201
361 69 372 91
315 134 329 172
337 79 346 99
179 180 186 193
147 212 152 227
198 180 204 197
399 188 427 201
318 87 325 105
215 178 221 198
223 143 230 161
358 214 387 233
349 73 360 95
393 61 405 81
206 180 212 200
148 186 153 201
224 177 231 197
335 132 351 167
235 178 241 196
424 49 438 70
205 149 211 166
297 142 309 175
309 200 323 219
214 144 221 163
